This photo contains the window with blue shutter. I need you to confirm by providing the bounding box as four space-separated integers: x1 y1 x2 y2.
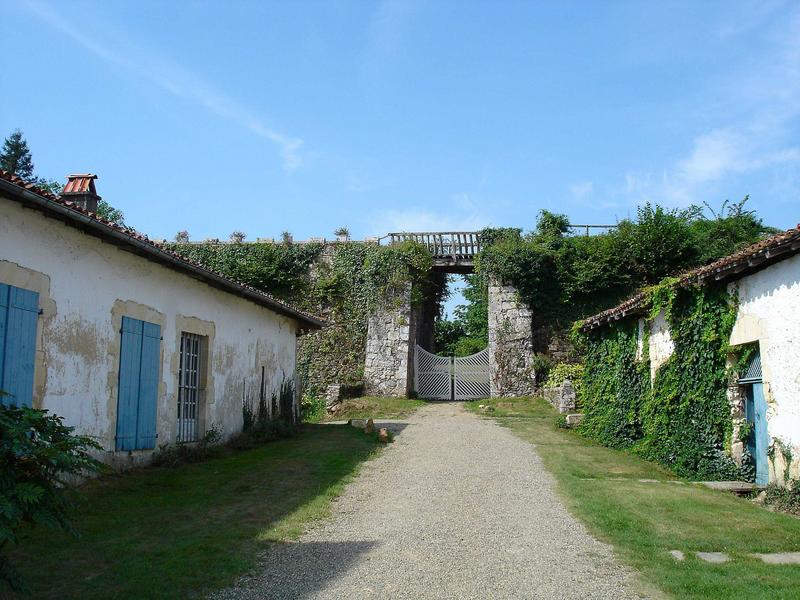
116 316 161 451
0 283 39 408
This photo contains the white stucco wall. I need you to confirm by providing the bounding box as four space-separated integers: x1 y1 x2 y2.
647 309 675 379
729 253 800 481
0 199 300 467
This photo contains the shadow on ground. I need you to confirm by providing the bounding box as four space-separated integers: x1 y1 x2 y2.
213 540 379 600
6 425 381 600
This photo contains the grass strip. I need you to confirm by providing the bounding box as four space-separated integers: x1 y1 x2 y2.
468 397 800 600
7 424 380 599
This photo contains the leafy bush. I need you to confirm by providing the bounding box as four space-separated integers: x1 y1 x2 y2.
762 480 800 516
151 426 224 468
301 394 326 423
0 403 104 589
477 200 773 329
532 353 555 386
545 362 584 392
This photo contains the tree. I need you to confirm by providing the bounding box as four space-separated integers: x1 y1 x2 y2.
0 130 34 179
35 179 62 195
174 231 190 243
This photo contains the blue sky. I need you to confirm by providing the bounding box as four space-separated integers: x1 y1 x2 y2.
2 0 798 245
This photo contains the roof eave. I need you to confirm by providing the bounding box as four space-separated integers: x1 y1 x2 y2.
0 178 324 330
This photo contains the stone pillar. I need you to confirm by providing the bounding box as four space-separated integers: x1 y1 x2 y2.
363 284 415 397
488 277 535 397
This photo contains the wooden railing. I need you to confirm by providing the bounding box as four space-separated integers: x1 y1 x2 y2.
386 231 481 261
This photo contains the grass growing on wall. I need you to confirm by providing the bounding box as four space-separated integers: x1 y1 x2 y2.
577 283 742 479
170 241 435 398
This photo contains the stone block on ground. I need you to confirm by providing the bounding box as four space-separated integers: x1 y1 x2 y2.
700 481 758 496
325 384 343 413
542 380 577 413
349 419 367 429
696 552 729 564
565 413 583 427
751 552 800 565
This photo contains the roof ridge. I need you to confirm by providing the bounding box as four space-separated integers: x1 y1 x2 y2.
0 169 324 328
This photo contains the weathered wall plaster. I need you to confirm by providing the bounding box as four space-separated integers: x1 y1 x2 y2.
0 200 300 468
648 309 675 380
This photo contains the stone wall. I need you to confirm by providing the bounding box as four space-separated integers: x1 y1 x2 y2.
542 380 577 413
488 277 536 397
364 284 416 397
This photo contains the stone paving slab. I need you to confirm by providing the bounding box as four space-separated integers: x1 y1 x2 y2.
750 552 800 564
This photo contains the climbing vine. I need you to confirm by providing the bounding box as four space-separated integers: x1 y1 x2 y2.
577 281 743 479
169 240 434 398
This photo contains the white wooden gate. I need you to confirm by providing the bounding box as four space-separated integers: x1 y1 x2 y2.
454 348 490 400
414 345 489 401
414 346 452 400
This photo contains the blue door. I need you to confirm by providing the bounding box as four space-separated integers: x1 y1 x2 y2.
741 349 768 485
116 316 161 451
747 382 769 485
0 283 40 408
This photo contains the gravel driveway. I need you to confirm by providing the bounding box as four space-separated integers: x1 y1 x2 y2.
215 402 644 599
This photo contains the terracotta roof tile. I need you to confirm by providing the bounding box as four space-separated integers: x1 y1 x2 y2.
582 224 800 331
0 170 324 329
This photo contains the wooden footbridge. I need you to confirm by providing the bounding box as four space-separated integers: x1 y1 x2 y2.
384 231 481 272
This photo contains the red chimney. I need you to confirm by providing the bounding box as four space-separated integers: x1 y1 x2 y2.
60 174 101 213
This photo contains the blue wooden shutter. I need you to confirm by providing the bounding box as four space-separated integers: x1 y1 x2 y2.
116 317 143 450
136 321 161 449
116 317 161 451
0 284 39 408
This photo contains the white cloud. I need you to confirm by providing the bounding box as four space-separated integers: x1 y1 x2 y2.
367 193 489 235
25 0 303 170
619 6 800 207
569 181 594 201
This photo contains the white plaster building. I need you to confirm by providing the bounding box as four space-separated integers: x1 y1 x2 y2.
0 172 322 468
584 225 800 485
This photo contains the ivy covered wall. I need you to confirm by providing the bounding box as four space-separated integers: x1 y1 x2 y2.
168 241 435 399
577 282 744 480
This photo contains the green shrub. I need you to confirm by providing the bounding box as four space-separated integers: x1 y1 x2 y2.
532 353 554 386
476 202 773 329
0 403 104 589
762 480 800 516
301 394 326 423
151 426 224 468
545 362 584 392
